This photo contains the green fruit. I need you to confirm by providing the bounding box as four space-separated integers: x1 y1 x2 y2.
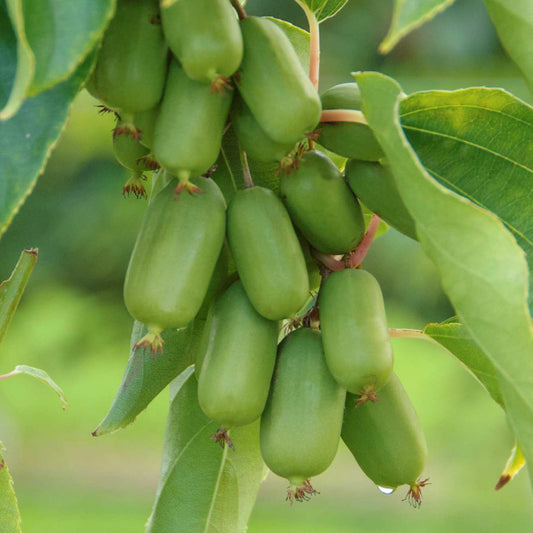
345 160 417 240
231 96 295 163
87 0 168 113
161 0 243 86
227 187 309 320
123 177 226 352
320 269 393 396
134 106 159 150
152 61 233 190
280 150 365 254
113 124 150 172
197 280 278 439
342 373 428 505
260 328 346 502
318 83 383 161
236 17 321 145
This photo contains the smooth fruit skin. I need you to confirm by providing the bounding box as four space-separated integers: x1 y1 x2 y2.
113 126 150 172
342 373 428 489
152 61 233 180
134 106 159 150
236 17 321 145
161 0 243 83
318 83 383 161
280 150 365 254
320 269 393 394
345 159 417 240
231 96 295 163
197 280 278 428
260 328 346 487
227 187 309 320
87 0 168 113
124 177 226 331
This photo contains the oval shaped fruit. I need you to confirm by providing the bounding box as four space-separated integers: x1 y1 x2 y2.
345 159 417 240
280 150 365 254
236 17 321 145
320 269 393 396
86 0 168 113
152 61 233 191
260 328 346 502
318 83 383 161
123 177 226 353
134 106 159 150
113 124 150 172
227 187 309 320
231 96 295 163
161 0 243 87
198 280 278 445
342 373 429 506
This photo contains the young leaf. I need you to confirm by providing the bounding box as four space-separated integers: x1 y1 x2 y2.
293 0 349 23
380 0 455 54
146 369 264 533
424 320 504 407
400 88 533 314
0 446 21 533
93 321 195 436
23 0 115 95
0 249 37 348
0 0 35 120
484 0 533 89
0 50 95 239
356 71 533 486
0 365 67 409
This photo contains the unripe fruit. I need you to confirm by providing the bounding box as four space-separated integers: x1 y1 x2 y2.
113 124 150 173
123 178 226 353
345 160 417 240
231 96 296 164
342 373 429 506
198 281 278 447
86 0 168 113
280 150 365 254
320 269 393 397
260 328 346 503
227 187 309 320
161 0 243 88
236 17 321 145
152 61 233 192
318 83 383 161
133 106 159 150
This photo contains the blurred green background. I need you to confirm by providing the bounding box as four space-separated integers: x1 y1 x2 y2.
0 0 531 531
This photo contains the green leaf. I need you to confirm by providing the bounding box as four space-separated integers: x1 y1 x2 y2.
293 0 349 23
267 17 310 71
0 50 95 239
0 248 37 348
355 71 533 486
0 445 21 533
400 88 533 314
0 0 35 120
484 0 533 90
0 365 67 409
424 319 504 407
380 0 455 54
23 0 115 95
93 321 195 436
147 369 264 533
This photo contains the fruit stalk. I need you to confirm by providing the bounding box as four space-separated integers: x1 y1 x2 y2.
230 0 247 20
349 213 381 267
240 148 254 188
295 1 321 89
320 109 368 125
388 328 427 339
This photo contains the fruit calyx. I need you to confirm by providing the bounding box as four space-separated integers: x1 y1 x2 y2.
354 383 379 407
286 479 318 505
211 428 235 451
404 478 430 508
134 328 164 356
123 173 147 199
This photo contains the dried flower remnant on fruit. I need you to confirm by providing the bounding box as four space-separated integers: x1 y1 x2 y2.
404 478 430 508
286 480 318 505
211 428 235 451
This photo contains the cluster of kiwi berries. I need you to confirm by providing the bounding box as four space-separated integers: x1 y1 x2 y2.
87 0 428 506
